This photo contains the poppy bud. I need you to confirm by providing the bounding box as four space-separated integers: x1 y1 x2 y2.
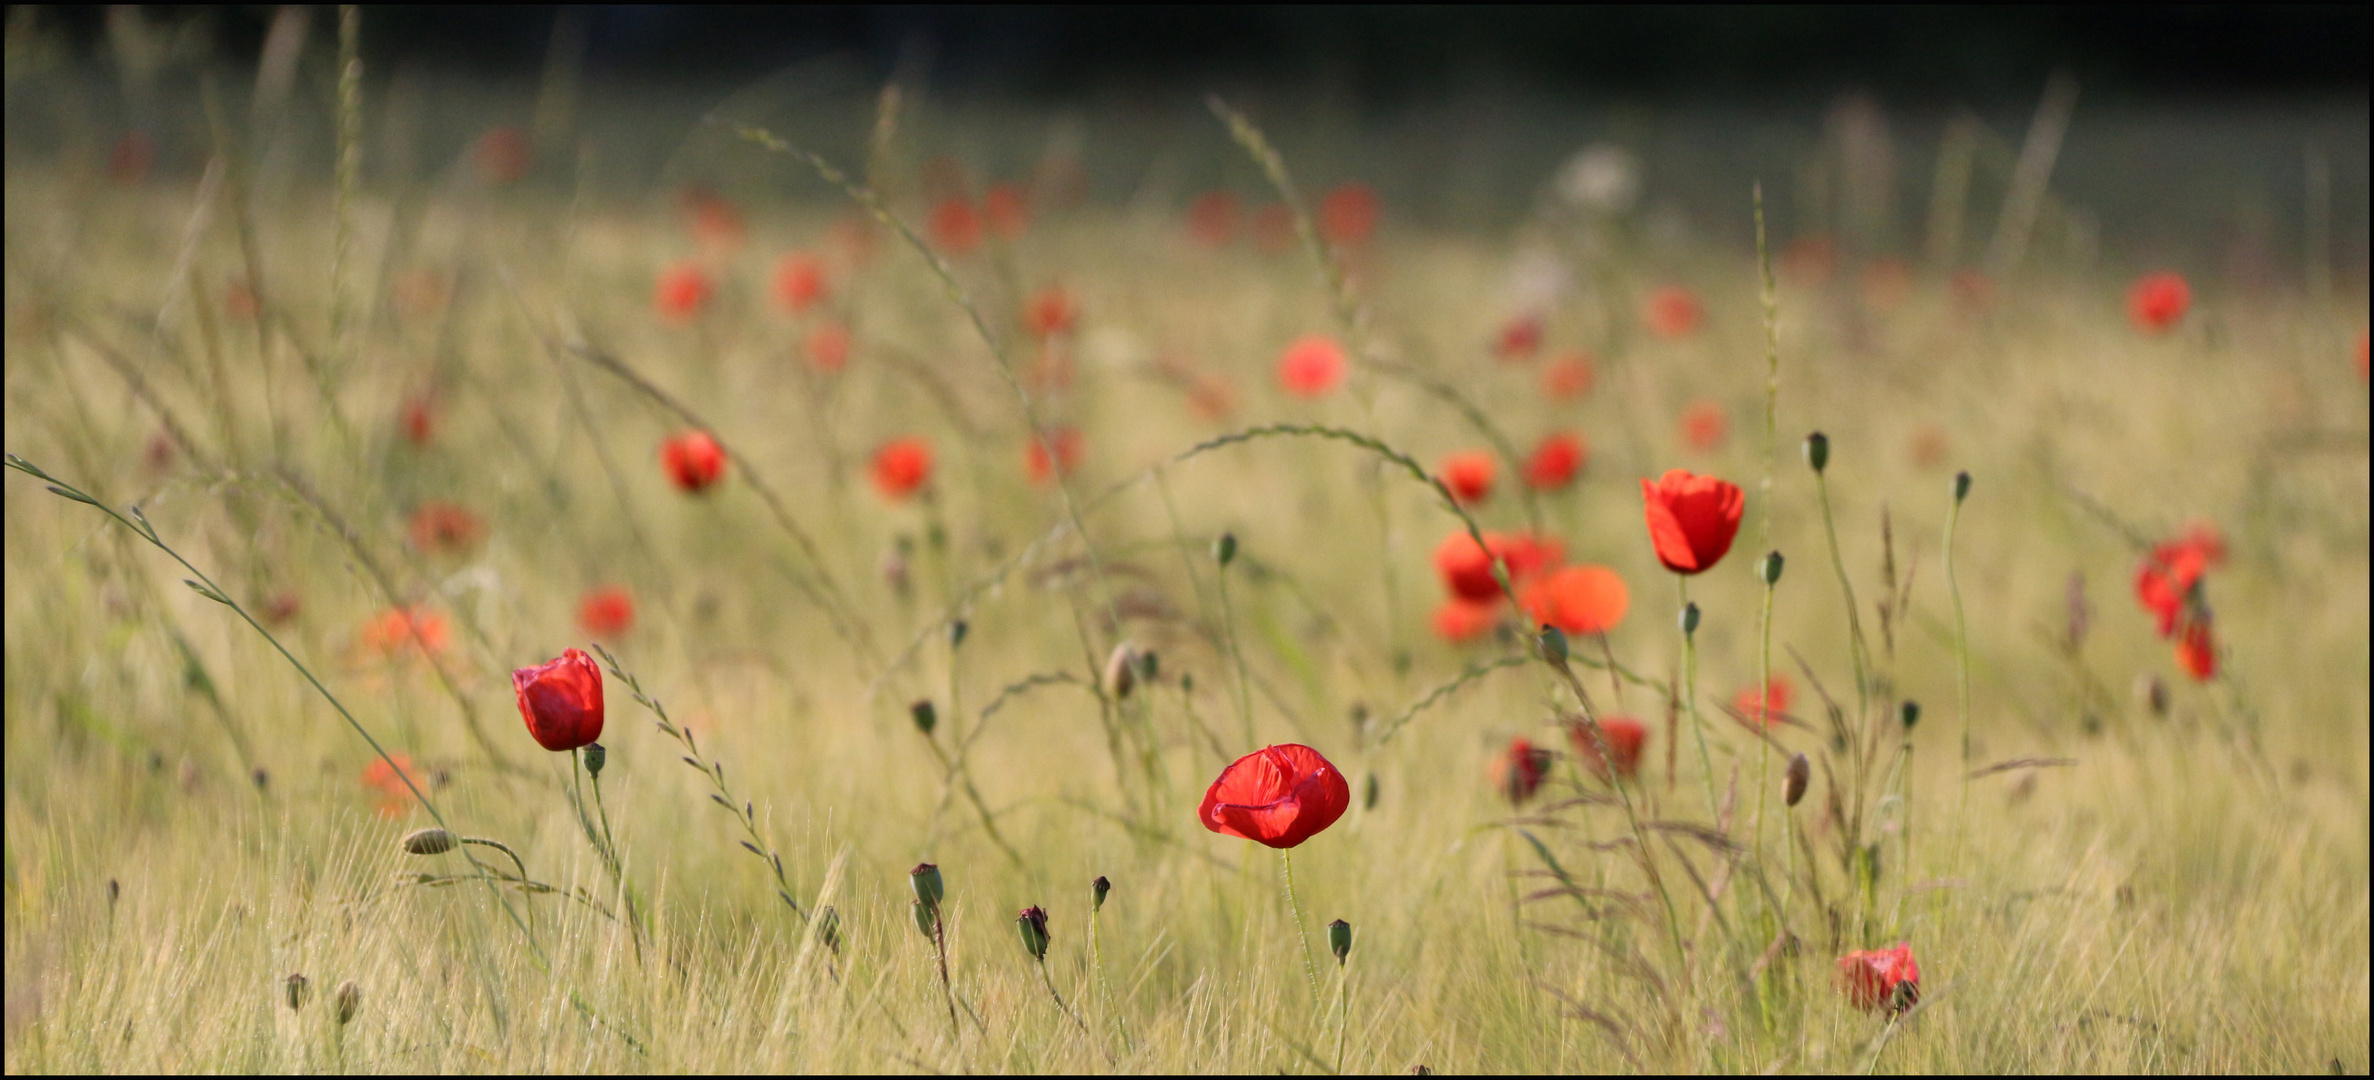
584 742 607 778
1106 643 1138 700
2135 673 2169 717
911 898 936 938
1214 532 1238 568
1327 918 1352 964
910 699 937 737
1680 601 1701 636
1804 431 1830 473
1181 672 1195 694
1016 905 1050 961
1537 624 1569 668
1954 470 1972 504
1137 651 1160 681
1091 875 1110 912
284 972 310 1011
816 905 842 955
1363 771 1379 810
1759 551 1785 586
1784 753 1809 807
910 862 945 913
1900 701 1921 729
333 980 362 1025
949 619 968 649
401 827 456 855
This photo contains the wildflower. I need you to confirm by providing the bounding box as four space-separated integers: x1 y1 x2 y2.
1680 399 1729 451
1024 427 1083 486
871 437 934 501
1431 598 1498 643
1644 286 1703 339
2175 619 2216 681
2127 271 2191 334
1494 315 1543 363
930 196 983 256
2133 527 2221 638
1187 191 1238 247
1198 744 1351 849
1015 905 1050 960
1492 736 1552 806
473 126 530 185
399 396 435 447
361 608 448 658
512 647 605 752
1318 182 1379 248
1524 432 1587 491
806 321 851 374
1542 352 1595 401
1568 715 1647 779
1640 470 1744 575
1433 530 1564 603
1734 677 1793 727
654 262 713 323
661 430 727 493
1276 334 1348 398
1437 451 1497 506
983 183 1029 240
407 502 484 555
1522 565 1630 636
361 753 420 799
1837 943 1921 1014
578 587 634 639
1024 287 1078 339
773 253 829 313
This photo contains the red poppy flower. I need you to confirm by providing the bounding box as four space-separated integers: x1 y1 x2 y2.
661 430 727 493
1024 287 1078 339
1024 427 1083 486
1780 235 1837 286
513 647 605 752
361 751 422 816
1525 432 1587 491
1495 315 1543 363
1569 715 1647 780
408 502 485 555
1434 530 1563 602
2133 527 2221 638
983 183 1029 239
2127 271 2190 334
931 196 983 256
1498 532 1566 583
1251 203 1296 253
682 188 745 253
773 253 829 313
1543 352 1595 401
2175 619 2216 681
109 131 154 184
1432 598 1499 643
1492 736 1552 806
1277 334 1348 398
872 437 934 500
361 607 448 657
1680 399 1729 451
806 321 852 374
1522 565 1630 635
472 126 530 186
1644 286 1703 339
1318 182 1379 248
1734 677 1793 728
1198 744 1351 849
1438 451 1497 506
1187 191 1239 247
400 396 435 446
654 262 713 324
1641 469 1744 575
1838 943 1921 1015
578 587 635 639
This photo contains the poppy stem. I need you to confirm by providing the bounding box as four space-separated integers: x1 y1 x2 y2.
1814 469 1873 724
1218 562 1257 750
1333 961 1351 1075
1280 850 1323 1009
1944 480 1972 871
1677 577 1721 823
932 917 960 1039
1753 573 1776 900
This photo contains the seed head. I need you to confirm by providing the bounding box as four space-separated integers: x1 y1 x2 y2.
1327 918 1352 964
1784 753 1810 807
909 862 944 913
909 699 937 737
333 980 361 1026
1015 905 1050 961
584 742 607 778
284 972 310 1011
401 827 456 855
1680 601 1701 636
1091 875 1110 912
1758 550 1785 586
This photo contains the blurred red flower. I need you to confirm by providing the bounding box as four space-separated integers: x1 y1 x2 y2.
1494 315 1543 363
1734 677 1793 728
2127 271 2191 334
773 253 829 314
1569 715 1647 780
1681 399 1729 450
361 752 422 817
261 591 303 626
1492 736 1552 806
1187 191 1239 247
983 183 1029 239
1198 744 1351 849
361 607 448 658
1644 286 1703 339
661 430 727 493
1432 598 1499 643
1524 432 1587 491
2175 618 2217 681
1641 469 1744 575
1024 427 1083 486
1276 334 1348 398
1838 943 1921 1015
682 188 745 253
1542 352 1595 401
806 321 852 374
1024 287 1078 339
1317 182 1379 248
931 196 983 256
2133 525 2223 638
472 126 530 186
513 647 605 752
408 502 484 555
399 396 435 447
1433 530 1563 602
1522 565 1630 635
872 437 934 501
1438 451 1497 506
654 262 713 324
578 587 635 639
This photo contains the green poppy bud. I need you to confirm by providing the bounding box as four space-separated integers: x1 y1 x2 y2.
1954 471 1972 504
909 699 937 737
333 980 361 1026
583 742 607 778
1137 650 1159 681
1214 532 1238 568
1537 624 1569 667
1363 771 1379 810
1900 701 1921 729
911 898 935 938
1091 875 1110 912
1016 905 1050 961
1327 918 1352 964
1804 431 1830 473
1759 550 1785 586
1105 643 1138 700
1680 601 1701 636
1784 752 1810 807
949 619 969 650
909 862 944 913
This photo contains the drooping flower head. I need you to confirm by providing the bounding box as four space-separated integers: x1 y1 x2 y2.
578 587 635 639
1524 432 1587 491
1522 565 1630 636
1438 451 1497 506
512 648 605 752
1492 737 1552 806
2127 271 2191 334
1837 943 1921 1015
871 437 934 501
1277 334 1348 398
661 431 727 493
1199 744 1351 849
1568 715 1647 779
1640 470 1744 575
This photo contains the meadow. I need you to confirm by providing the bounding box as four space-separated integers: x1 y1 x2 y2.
3 33 2370 1074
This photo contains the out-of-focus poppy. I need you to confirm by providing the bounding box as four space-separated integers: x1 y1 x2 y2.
1438 451 1497 506
2133 526 2222 638
513 647 604 752
226 282 260 320
578 587 634 639
931 196 983 256
1251 203 1297 254
261 591 302 626
1837 943 1921 1015
1525 432 1587 491
1318 182 1379 249
806 321 852 374
361 607 449 657
2127 271 2191 334
1681 399 1729 451
408 502 484 555
361 752 421 817
1024 287 1078 339
1644 286 1703 339
1187 191 1238 247
473 126 530 186
1198 743 1351 849
1495 315 1543 363
1734 677 1793 728
109 132 154 184
1568 715 1647 779
1024 427 1083 486
1908 424 1950 470
143 432 174 472
400 396 435 446
1522 565 1630 635
1492 737 1552 806
682 188 745 253
1780 235 1837 286
872 437 933 501
983 183 1029 239
2175 618 2216 681
1434 530 1564 603
1432 598 1499 643
774 253 829 314
661 431 727 493
1277 334 1348 398
1641 470 1744 575
654 262 713 324
1543 352 1595 401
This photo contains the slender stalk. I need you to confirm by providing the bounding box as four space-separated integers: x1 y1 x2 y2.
1218 564 1257 750
1333 963 1351 1074
1753 575 1777 874
1281 850 1322 1008
931 917 959 1039
1678 578 1720 821
1945 475 1973 867
1754 184 1781 563
1815 469 1872 720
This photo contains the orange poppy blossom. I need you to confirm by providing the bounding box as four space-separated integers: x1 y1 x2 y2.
578 587 635 639
1680 399 1729 450
1431 597 1499 643
1024 287 1079 339
1542 352 1595 401
1437 451 1497 506
2127 271 2190 333
361 607 449 658
407 502 484 555
2175 618 2217 681
1644 285 1703 339
361 752 424 818
661 431 727 493
1433 530 1564 603
1521 565 1629 636
930 195 983 256
1024 427 1084 486
773 252 829 313
1734 677 1793 728
1524 432 1587 491
871 437 934 501
653 262 714 323
1837 943 1921 1015
1276 334 1348 398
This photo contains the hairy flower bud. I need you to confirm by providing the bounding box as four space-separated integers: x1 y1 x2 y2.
1214 532 1238 568
1091 876 1110 912
1900 701 1921 729
1759 550 1786 586
1537 624 1569 668
1680 601 1701 636
1327 918 1352 964
400 827 455 855
1016 905 1050 961
1804 431 1830 473
1954 470 1972 504
909 699 937 737
910 863 945 913
1784 753 1810 807
583 742 607 778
